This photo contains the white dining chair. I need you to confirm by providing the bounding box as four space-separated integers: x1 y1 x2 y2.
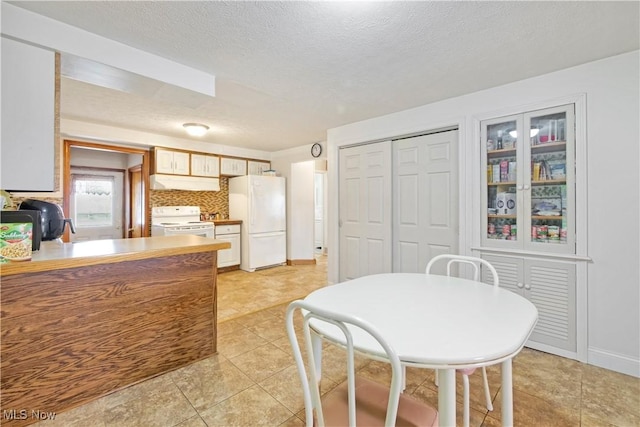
425 254 499 427
286 300 439 427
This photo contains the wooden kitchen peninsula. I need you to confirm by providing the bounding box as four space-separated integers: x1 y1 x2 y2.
0 236 230 426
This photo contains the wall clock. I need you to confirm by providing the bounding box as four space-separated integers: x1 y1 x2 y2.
311 143 322 158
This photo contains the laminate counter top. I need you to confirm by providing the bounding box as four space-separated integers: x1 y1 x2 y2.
0 235 230 276
210 219 242 226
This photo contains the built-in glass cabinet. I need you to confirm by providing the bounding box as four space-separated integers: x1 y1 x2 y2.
481 104 575 254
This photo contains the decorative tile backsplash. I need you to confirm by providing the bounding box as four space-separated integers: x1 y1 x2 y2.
150 177 230 218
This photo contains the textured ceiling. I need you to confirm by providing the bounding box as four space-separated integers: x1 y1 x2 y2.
8 1 640 152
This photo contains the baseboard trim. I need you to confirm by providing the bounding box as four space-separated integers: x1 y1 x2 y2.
287 259 316 266
588 347 640 378
217 265 240 274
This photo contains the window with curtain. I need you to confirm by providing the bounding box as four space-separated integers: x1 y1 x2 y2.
72 174 114 228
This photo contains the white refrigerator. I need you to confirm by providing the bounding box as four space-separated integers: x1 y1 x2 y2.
229 175 286 272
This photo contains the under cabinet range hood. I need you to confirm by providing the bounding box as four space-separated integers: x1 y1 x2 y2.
150 174 220 191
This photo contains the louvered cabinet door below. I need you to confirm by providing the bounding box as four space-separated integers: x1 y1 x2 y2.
524 259 576 352
480 253 577 353
481 254 522 291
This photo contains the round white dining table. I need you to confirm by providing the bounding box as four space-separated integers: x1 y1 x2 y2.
303 273 538 427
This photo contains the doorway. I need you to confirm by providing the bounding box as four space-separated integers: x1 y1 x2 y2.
69 169 124 242
314 171 327 254
63 140 150 242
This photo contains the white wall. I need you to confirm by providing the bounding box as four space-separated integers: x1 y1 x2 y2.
288 161 316 261
326 51 640 377
71 147 129 169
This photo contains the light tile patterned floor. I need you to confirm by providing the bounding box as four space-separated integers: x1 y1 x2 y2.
37 255 640 426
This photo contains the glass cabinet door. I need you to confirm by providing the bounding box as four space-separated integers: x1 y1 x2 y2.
524 104 575 253
481 104 575 254
483 114 522 245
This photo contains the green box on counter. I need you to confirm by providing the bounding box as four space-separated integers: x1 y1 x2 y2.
0 223 33 262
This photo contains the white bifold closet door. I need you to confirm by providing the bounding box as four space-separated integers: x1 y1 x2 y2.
338 130 459 281
393 130 459 274
339 141 392 282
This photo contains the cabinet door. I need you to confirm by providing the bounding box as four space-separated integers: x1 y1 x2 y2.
524 258 576 351
481 104 575 255
191 154 207 176
155 149 190 175
228 233 241 265
192 154 219 177
481 254 523 292
524 105 575 254
1 38 56 191
481 253 577 353
234 159 247 175
155 149 176 174
482 114 522 248
172 151 190 175
248 161 270 175
221 158 247 176
217 235 235 267
206 156 220 177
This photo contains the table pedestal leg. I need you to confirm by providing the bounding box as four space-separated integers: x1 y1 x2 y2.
501 359 514 426
438 368 456 427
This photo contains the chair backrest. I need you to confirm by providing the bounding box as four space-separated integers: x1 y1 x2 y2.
425 254 499 287
285 300 405 427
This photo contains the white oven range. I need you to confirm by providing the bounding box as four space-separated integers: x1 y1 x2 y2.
151 206 214 238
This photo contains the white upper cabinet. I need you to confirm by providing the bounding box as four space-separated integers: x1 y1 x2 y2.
191 154 219 177
153 148 190 175
220 157 247 176
1 38 56 191
247 160 271 175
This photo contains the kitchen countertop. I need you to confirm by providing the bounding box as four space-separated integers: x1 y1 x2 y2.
0 235 230 276
210 219 242 225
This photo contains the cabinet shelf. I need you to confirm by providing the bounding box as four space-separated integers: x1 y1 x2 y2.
488 147 516 156
532 179 566 185
488 214 563 221
488 181 517 186
531 141 567 154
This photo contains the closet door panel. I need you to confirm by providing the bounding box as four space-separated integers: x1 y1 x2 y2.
339 141 392 281
393 130 459 273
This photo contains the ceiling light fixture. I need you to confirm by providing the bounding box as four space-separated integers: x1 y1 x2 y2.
183 123 209 137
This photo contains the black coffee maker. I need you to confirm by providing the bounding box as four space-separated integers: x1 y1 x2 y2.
19 199 76 240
